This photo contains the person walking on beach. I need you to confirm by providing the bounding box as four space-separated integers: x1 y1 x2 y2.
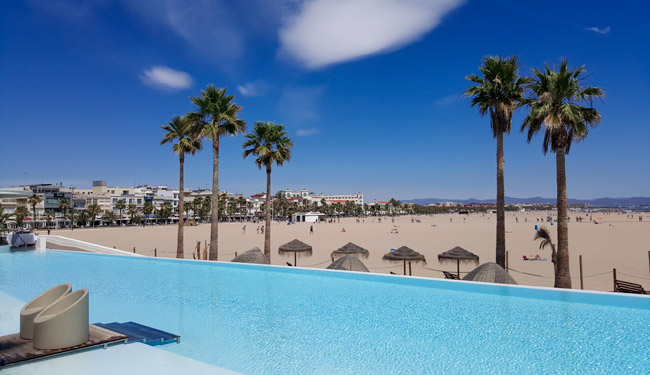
310 225 313 234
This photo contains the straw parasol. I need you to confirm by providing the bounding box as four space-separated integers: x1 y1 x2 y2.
462 262 517 285
231 247 270 264
331 242 370 259
438 246 479 278
382 246 426 275
327 255 369 272
278 239 313 267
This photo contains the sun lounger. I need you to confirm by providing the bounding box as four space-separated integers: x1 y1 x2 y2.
443 271 460 280
20 283 72 340
33 288 89 350
614 280 648 294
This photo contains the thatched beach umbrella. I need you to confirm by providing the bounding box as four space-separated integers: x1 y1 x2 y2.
278 239 313 267
438 246 479 278
231 247 270 265
327 255 369 272
331 242 370 259
382 246 426 275
462 262 517 285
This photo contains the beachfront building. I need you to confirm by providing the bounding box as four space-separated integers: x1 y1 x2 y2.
281 189 364 207
366 201 390 215
291 211 326 223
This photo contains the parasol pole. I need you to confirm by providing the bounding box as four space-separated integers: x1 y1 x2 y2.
456 259 460 278
403 260 406 275
294 252 297 267
409 261 412 276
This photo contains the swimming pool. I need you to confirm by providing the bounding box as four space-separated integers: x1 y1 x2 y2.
1 250 648 374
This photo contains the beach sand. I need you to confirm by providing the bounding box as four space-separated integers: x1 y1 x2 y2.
48 211 650 292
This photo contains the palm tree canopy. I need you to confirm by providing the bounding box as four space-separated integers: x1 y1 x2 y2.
87 204 101 216
534 226 555 251
58 199 69 209
465 55 531 137
242 121 294 169
161 115 202 155
188 85 246 140
103 211 116 222
521 59 604 154
28 194 42 206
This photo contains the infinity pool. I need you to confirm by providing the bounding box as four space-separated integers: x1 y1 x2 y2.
1 250 648 374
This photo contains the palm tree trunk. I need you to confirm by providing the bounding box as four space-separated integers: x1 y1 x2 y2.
264 165 272 261
32 205 37 230
177 153 185 259
554 148 571 288
209 136 220 261
495 133 506 268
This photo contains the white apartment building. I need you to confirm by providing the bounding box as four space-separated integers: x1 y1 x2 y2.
281 189 364 206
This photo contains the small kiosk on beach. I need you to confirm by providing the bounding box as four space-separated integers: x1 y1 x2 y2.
291 212 326 223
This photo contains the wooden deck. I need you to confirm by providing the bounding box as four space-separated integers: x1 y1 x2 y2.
0 325 128 367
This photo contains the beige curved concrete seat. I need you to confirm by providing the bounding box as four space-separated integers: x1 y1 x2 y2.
33 288 89 350
20 283 72 339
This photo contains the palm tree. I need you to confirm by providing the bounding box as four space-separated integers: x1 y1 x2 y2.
143 201 153 225
159 202 172 224
58 199 70 229
237 196 247 218
161 115 202 258
14 206 29 227
388 198 401 215
189 85 246 261
77 210 89 227
193 197 203 222
127 204 139 226
67 209 76 229
87 204 101 228
521 59 603 288
115 200 126 226
465 55 530 268
201 196 211 223
218 193 228 219
27 194 42 230
534 226 557 274
243 121 294 260
44 211 54 228
0 204 12 230
184 201 194 221
103 210 117 226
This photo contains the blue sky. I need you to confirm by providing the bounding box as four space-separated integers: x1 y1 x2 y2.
1 0 649 201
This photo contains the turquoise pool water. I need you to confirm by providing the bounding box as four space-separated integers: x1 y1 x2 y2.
1 250 649 374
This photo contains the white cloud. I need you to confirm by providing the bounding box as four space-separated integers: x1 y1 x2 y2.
140 66 193 90
278 0 464 69
434 94 460 106
296 128 319 136
277 86 325 122
237 81 269 97
123 1 244 61
585 26 611 34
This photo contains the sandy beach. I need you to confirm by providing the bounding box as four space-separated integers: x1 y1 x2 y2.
48 211 650 292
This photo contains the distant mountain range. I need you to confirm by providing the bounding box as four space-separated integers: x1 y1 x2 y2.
402 196 650 207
